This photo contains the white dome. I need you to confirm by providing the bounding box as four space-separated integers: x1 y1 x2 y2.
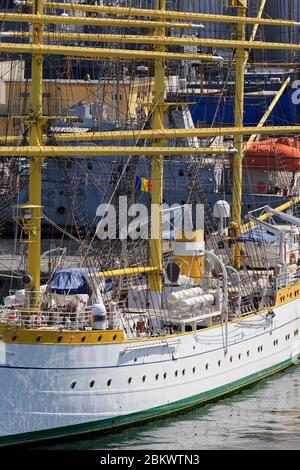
213 200 231 219
92 303 106 316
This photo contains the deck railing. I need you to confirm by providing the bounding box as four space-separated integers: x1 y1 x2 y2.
276 270 300 290
0 306 92 330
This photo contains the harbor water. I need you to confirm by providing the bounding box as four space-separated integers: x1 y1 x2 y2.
33 366 300 451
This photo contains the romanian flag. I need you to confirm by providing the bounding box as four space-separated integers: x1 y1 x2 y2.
135 176 152 192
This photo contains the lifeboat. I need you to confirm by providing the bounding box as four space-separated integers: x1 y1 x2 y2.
244 138 300 173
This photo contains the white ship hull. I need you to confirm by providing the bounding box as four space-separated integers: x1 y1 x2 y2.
1 298 300 446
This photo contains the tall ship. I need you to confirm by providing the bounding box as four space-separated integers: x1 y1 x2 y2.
1 0 300 446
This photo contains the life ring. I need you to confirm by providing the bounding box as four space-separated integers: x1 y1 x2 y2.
7 314 17 322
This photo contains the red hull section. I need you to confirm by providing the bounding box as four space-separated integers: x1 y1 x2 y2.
244 138 300 173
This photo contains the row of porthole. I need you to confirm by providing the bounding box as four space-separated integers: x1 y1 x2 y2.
11 334 118 343
57 334 118 343
71 378 112 389
68 346 272 390
69 354 251 390
280 291 300 303
69 332 298 390
229 352 248 364
70 367 196 390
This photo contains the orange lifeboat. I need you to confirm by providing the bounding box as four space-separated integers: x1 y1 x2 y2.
244 138 300 173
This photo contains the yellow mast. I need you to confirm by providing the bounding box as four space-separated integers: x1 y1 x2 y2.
15 0 43 308
149 0 166 307
231 0 247 269
26 0 44 306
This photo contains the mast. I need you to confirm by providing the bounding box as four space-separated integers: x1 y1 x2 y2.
27 0 44 305
149 0 166 308
231 0 247 269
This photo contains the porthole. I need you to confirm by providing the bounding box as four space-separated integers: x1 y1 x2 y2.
238 354 241 360
98 335 102 342
134 358 137 363
36 336 41 342
182 369 186 376
107 379 112 387
71 381 77 389
230 356 233 363
193 366 196 374
81 336 86 343
218 360 221 367
90 380 95 388
113 334 117 341
142 375 146 382
12 335 17 341
247 351 250 357
163 372 167 379
128 377 132 384
205 363 209 370
58 335 63 342
175 370 178 377
155 373 159 381
57 206 66 215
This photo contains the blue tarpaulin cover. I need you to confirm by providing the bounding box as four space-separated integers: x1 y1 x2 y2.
50 268 116 295
50 268 89 295
237 227 278 245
